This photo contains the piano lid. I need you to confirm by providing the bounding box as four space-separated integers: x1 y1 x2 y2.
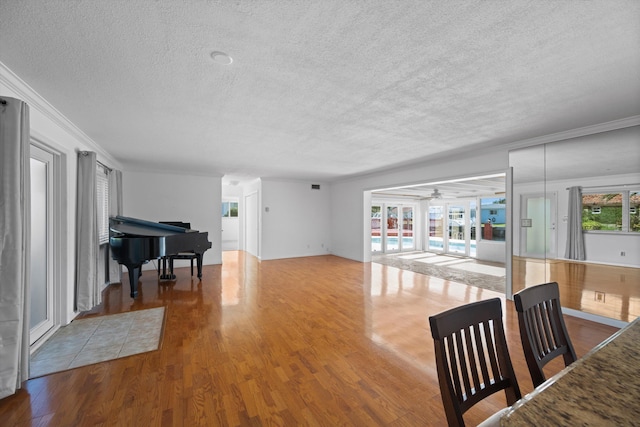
110 215 195 237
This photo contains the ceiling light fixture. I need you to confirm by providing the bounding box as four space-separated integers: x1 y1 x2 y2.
210 51 233 65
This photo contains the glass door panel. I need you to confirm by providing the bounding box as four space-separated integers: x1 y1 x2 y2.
386 205 399 252
402 206 414 250
448 205 466 255
428 205 444 251
371 205 382 252
469 200 477 257
521 193 557 258
30 146 54 345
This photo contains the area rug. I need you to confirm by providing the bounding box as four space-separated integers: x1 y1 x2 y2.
29 307 165 378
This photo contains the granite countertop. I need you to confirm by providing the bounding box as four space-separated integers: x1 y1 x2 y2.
501 317 640 426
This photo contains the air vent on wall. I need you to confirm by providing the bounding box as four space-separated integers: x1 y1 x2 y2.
311 184 321 190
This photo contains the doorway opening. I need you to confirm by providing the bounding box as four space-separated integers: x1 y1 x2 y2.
369 173 508 280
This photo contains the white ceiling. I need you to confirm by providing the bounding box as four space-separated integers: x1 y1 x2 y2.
372 174 506 201
1 1 639 185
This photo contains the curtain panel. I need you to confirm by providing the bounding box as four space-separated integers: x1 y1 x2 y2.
107 169 123 284
0 97 31 399
75 151 100 311
565 186 586 260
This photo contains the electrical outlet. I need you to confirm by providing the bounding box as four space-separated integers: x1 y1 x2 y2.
595 291 605 303
620 251 626 256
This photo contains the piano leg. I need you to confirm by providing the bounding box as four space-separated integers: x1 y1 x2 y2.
159 256 176 280
125 264 142 298
196 253 203 279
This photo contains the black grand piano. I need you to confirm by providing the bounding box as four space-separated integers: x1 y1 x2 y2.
109 216 212 298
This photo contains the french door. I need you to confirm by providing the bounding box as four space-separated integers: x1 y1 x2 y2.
427 201 476 257
30 145 55 345
371 203 415 253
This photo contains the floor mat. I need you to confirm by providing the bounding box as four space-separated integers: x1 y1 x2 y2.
29 307 165 378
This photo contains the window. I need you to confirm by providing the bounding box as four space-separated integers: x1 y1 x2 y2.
480 197 506 241
222 201 238 217
582 190 639 232
96 166 109 244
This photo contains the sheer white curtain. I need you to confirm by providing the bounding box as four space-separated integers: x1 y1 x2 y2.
0 97 31 399
565 186 585 260
75 151 100 311
107 169 123 284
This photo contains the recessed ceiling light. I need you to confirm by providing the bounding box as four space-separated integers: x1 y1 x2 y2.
210 51 233 65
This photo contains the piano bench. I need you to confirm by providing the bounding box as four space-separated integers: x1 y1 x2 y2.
169 252 199 277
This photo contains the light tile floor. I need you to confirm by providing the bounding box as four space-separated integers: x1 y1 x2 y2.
30 307 165 378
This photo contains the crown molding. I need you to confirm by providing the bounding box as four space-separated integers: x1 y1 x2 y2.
505 115 640 151
0 61 119 165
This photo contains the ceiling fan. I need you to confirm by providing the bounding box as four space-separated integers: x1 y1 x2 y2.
429 189 442 199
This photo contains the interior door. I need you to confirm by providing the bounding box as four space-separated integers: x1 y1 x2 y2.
520 193 557 259
244 192 259 257
30 145 54 345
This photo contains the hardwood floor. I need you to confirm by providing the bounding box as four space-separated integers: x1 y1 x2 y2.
0 251 619 426
513 257 640 322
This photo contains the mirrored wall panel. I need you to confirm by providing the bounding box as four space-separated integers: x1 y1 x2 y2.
509 125 640 322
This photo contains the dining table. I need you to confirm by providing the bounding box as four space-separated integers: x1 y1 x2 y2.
500 316 640 426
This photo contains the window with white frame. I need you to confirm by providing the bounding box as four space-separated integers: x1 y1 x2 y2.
582 189 640 232
97 166 110 244
221 201 239 217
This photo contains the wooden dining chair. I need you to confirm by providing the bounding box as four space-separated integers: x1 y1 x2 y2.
429 298 521 427
513 281 577 388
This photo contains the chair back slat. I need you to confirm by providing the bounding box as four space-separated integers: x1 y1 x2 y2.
473 323 491 388
430 298 522 426
446 335 464 402
514 282 578 388
464 326 482 397
455 330 473 400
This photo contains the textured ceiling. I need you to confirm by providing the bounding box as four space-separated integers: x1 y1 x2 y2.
1 1 639 184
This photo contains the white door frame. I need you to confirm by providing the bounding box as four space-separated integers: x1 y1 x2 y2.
29 142 63 349
244 191 259 258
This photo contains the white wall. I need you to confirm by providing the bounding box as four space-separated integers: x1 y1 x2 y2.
331 147 510 262
260 179 332 260
476 241 506 263
1 62 122 324
122 170 222 269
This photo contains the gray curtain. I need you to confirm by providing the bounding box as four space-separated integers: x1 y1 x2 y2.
565 186 586 260
0 97 31 399
107 169 123 284
75 151 100 311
